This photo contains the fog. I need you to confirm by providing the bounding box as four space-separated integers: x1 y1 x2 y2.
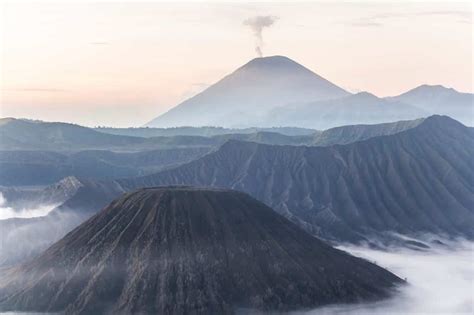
0 193 56 220
0 207 87 268
299 240 474 315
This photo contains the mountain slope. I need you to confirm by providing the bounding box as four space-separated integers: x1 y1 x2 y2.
389 85 473 125
0 187 402 314
95 126 317 137
0 118 141 151
268 92 427 129
311 117 425 146
0 147 210 186
118 115 474 242
2 116 470 266
146 56 350 127
0 119 216 151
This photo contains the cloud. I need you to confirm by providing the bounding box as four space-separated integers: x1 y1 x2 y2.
243 15 279 57
0 192 57 220
416 10 472 24
303 239 474 315
1 88 67 93
350 21 383 28
345 10 472 28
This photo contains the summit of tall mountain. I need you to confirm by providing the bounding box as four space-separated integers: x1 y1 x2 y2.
145 56 350 128
0 187 402 314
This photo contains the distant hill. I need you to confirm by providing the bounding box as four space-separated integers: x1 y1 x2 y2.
0 147 210 186
95 126 317 137
267 92 427 129
311 117 425 146
146 55 350 128
0 118 141 151
0 117 432 186
0 187 402 314
1 118 315 151
388 85 473 126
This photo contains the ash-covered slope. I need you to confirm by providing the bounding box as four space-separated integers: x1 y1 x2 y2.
0 187 402 314
120 115 474 242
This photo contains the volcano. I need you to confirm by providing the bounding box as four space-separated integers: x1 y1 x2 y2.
146 56 350 128
0 187 402 314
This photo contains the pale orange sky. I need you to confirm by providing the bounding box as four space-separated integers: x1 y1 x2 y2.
0 1 472 127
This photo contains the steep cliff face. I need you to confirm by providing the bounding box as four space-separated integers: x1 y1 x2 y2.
0 188 402 314
119 116 474 242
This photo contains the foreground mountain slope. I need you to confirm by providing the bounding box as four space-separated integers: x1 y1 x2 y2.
146 56 350 127
0 187 402 314
118 115 474 242
389 85 473 125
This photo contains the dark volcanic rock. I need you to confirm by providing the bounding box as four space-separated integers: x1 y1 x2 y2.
0 187 402 314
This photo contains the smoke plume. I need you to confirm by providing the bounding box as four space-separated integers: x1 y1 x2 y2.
243 15 278 57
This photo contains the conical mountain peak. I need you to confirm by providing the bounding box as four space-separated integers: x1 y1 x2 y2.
0 187 402 314
145 56 349 128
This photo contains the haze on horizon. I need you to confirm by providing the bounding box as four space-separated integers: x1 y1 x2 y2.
0 1 472 127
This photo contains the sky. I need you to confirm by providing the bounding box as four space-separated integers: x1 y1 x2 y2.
0 1 472 127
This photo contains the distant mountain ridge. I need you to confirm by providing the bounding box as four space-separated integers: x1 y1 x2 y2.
0 117 429 186
267 92 427 129
0 147 210 186
95 126 317 137
388 84 473 125
1 115 471 266
117 115 474 242
145 56 472 128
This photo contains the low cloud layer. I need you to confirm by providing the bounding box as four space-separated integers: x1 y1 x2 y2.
0 192 56 220
301 240 474 314
243 15 278 57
